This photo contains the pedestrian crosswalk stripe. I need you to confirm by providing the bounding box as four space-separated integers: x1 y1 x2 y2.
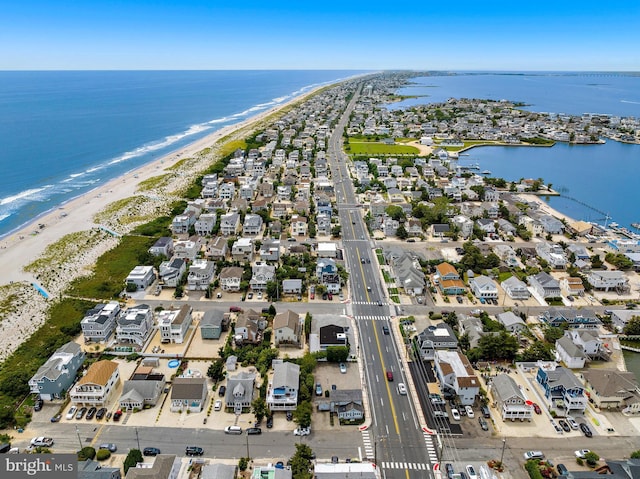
354 315 391 321
381 462 431 470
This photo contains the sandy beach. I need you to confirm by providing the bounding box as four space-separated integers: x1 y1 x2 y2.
0 88 319 362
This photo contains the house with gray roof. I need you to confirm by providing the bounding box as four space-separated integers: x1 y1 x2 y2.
157 305 193 344
81 301 121 343
119 367 165 410
200 463 237 479
469 275 498 300
528 271 561 298
496 311 527 333
391 252 425 296
259 238 281 261
282 279 302 295
148 237 174 258
226 371 256 413
170 377 208 413
587 270 630 292
219 266 243 292
267 361 300 411
78 459 121 479
242 214 263 235
273 310 302 347
205 236 228 260
555 335 587 369
539 214 564 234
563 458 640 479
501 276 530 300
200 310 226 340
541 307 601 329
458 315 485 348
490 373 533 421
29 341 85 400
536 364 587 414
158 258 186 288
126 265 156 291
220 212 240 236
250 262 276 291
125 454 181 479
116 304 154 347
582 369 640 410
187 259 215 291
416 323 458 360
194 213 217 237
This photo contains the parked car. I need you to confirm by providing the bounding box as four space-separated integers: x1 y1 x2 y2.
229 306 243 313
316 383 323 396
451 408 461 421
445 463 455 479
218 385 226 397
214 400 222 411
575 449 590 459
466 465 478 479
567 416 579 430
34 398 44 412
523 451 545 460
143 447 161 456
95 408 107 420
266 415 273 428
86 407 97 420
76 407 87 420
559 419 571 432
557 464 569 476
286 411 293 421
99 443 117 453
580 423 593 437
247 427 262 435
50 414 62 423
481 405 491 418
257 292 262 300
112 410 122 422
339 363 347 374
247 292 253 299
465 406 475 418
430 394 445 406
185 446 203 456
532 403 542 414
66 406 77 420
224 426 242 435
293 427 311 436
478 417 489 431
30 437 54 448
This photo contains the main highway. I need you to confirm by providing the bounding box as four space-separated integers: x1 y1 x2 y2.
328 83 435 478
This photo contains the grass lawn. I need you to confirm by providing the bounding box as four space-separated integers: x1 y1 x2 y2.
347 140 419 156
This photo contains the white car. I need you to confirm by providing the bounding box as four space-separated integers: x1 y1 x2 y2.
30 437 54 448
293 427 311 436
257 292 263 300
567 416 579 430
524 451 545 460
575 449 590 459
466 465 478 479
339 363 347 374
397 383 407 395
465 405 475 418
214 400 222 411
66 406 77 420
451 408 461 421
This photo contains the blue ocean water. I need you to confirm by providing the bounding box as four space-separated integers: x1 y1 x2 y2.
394 72 640 229
0 70 366 238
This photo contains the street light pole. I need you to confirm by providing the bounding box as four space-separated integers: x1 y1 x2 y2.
135 427 141 451
500 438 507 465
75 426 83 450
245 433 250 459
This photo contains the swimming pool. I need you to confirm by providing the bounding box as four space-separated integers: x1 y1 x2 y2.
168 359 180 368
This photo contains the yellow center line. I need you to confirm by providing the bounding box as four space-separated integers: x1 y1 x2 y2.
357 250 371 303
371 320 400 436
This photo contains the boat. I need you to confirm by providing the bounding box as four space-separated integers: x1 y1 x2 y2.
631 223 640 230
481 170 491 175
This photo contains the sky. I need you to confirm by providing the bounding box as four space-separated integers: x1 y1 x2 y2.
1 0 638 70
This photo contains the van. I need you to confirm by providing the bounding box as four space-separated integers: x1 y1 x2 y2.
557 464 568 476
224 426 242 435
481 405 491 418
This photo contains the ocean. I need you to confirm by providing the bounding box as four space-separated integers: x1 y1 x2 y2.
0 70 366 239
393 72 640 230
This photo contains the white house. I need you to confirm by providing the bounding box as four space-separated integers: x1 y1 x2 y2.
158 305 193 344
490 374 533 421
187 259 215 291
81 302 121 343
433 350 480 406
116 304 154 347
70 360 120 407
219 266 243 292
126 265 156 291
273 310 302 347
469 275 499 300
501 276 530 300
267 361 300 411
555 335 587 369
587 271 629 292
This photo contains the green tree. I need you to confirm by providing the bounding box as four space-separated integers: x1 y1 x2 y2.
385 205 406 221
584 451 600 466
289 443 314 479
544 326 565 343
476 331 518 361
294 402 312 428
251 397 268 422
396 223 408 240
623 316 640 336
631 450 640 459
0 371 31 397
326 346 349 362
77 447 96 461
207 358 225 383
519 342 554 362
123 449 143 474
304 312 312 339
268 304 277 316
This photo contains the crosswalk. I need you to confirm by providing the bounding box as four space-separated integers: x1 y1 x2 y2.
352 301 387 306
361 430 374 460
354 315 391 322
424 431 438 464
380 461 432 470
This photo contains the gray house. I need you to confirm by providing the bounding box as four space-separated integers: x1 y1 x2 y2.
29 342 85 400
416 323 458 360
119 367 166 410
170 377 208 413
81 301 121 343
528 271 561 298
200 310 225 340
496 311 527 333
490 373 533 421
158 258 186 288
78 459 121 479
148 237 174 258
225 371 256 413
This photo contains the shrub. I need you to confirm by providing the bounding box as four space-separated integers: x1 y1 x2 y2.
239 457 249 471
96 449 111 461
524 459 544 479
78 447 96 461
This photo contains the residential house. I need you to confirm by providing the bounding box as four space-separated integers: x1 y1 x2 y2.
125 266 156 291
434 351 480 405
70 360 120 407
29 342 85 400
416 324 458 360
243 214 263 235
406 218 423 237
200 464 238 479
205 236 228 260
556 335 587 369
561 276 586 296
317 324 348 351
173 239 200 261
536 242 567 269
452 215 474 238
148 237 174 258
316 258 340 294
234 310 262 345
259 238 281 261
219 266 243 292
124 455 181 479
390 252 425 296
200 310 226 340
528 272 561 298
610 309 640 333
317 242 337 258
490 373 533 421
187 259 215 291
231 237 254 261
119 367 165 410
81 302 121 343
157 305 193 344
116 304 154 347
78 459 122 479
431 224 450 238
290 214 308 236
501 276 531 300
220 213 241 236
225 371 256 413
158 258 186 288
249 262 276 291
582 370 640 410
273 310 302 347
493 244 519 268
476 218 496 234
519 215 543 237
496 311 527 333
541 307 601 330
171 211 196 235
266 361 300 411
170 377 208 413
539 215 565 235
497 219 517 237
194 213 217 237
469 275 499 300
536 364 587 414
282 279 302 295
218 182 235 200
567 329 607 360
458 315 485 348
316 213 331 236
435 262 466 295
587 271 630 292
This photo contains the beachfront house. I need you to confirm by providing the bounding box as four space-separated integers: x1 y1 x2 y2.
29 342 85 400
81 301 121 343
158 305 193 344
116 304 154 348
70 360 120 407
125 265 156 291
148 237 174 258
158 258 186 288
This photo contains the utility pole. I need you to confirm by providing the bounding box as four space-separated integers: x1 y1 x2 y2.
135 427 141 451
500 438 507 465
75 426 83 450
